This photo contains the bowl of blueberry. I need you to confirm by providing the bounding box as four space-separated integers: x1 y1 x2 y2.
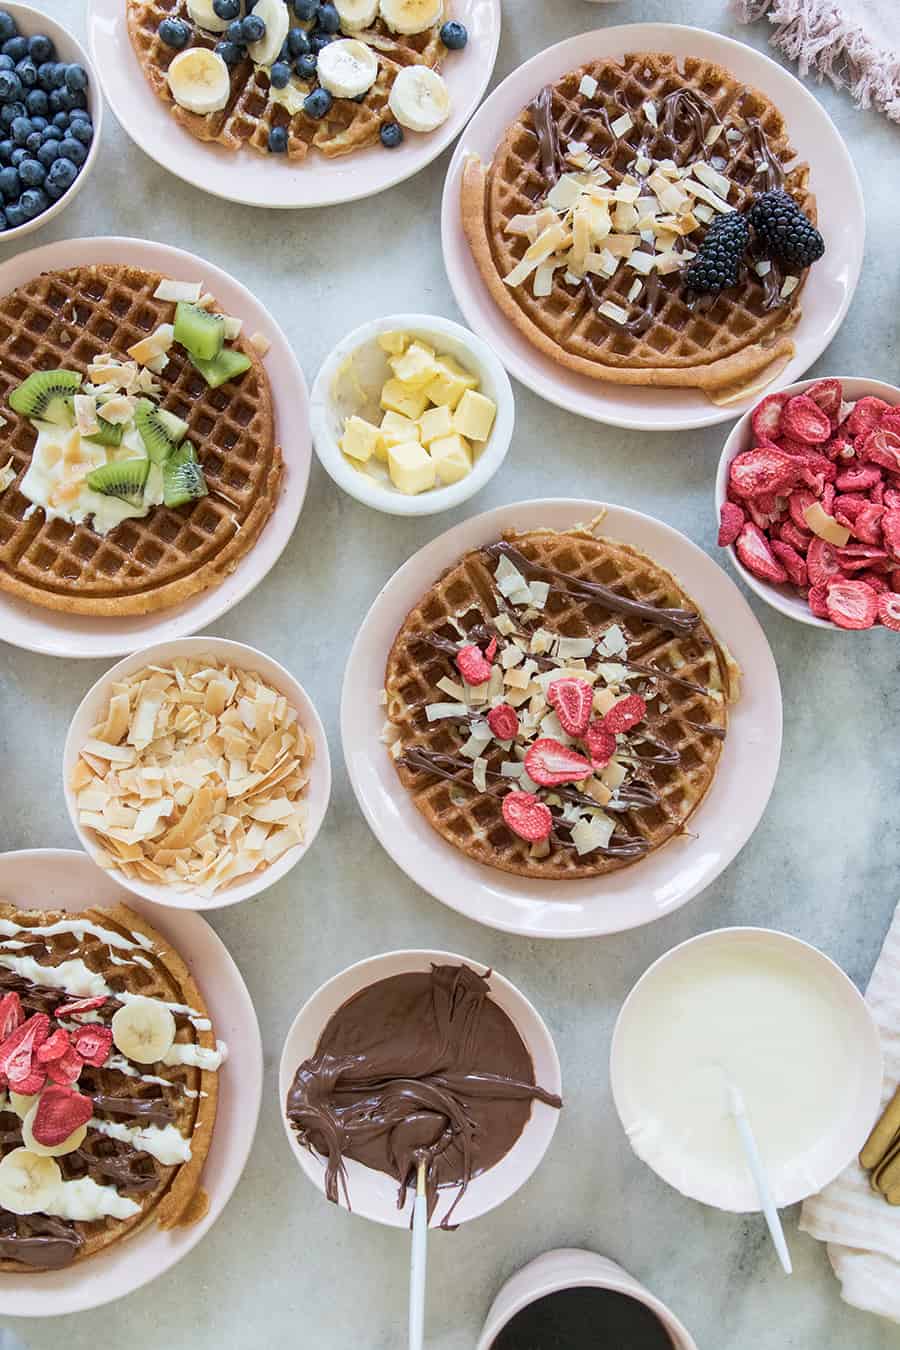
0 2 101 241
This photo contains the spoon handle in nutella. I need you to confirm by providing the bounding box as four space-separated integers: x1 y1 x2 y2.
408 1161 428 1350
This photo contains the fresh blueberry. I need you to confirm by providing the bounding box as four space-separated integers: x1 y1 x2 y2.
309 32 332 52
0 53 12 71
0 164 18 199
158 17 190 49
64 63 87 93
10 116 31 145
2 35 27 63
225 18 246 44
212 0 241 17
295 52 317 79
36 140 57 167
24 130 41 152
287 27 310 57
0 68 21 100
5 201 25 227
45 177 65 200
241 13 266 41
25 88 48 116
48 87 66 113
267 124 288 153
15 57 37 88
0 139 9 163
9 145 24 165
40 123 59 140
19 186 46 218
51 109 68 128
269 60 291 89
18 156 43 186
316 3 340 33
439 20 467 49
0 204 6 229
31 114 47 129
0 13 17 43
69 108 91 125
57 135 86 167
293 0 319 18
47 155 76 190
27 33 54 64
61 88 86 111
379 121 403 148
215 40 243 66
0 101 24 127
36 61 56 90
303 87 332 119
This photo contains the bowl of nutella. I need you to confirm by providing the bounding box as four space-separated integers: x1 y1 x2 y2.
477 1248 698 1350
278 950 562 1227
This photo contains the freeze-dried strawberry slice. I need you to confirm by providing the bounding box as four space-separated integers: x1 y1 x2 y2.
808 585 830 620
825 579 878 630
846 397 890 440
833 494 868 528
0 1013 48 1085
850 502 885 546
55 996 107 1018
788 489 816 531
0 993 23 1041
872 479 885 506
824 436 855 464
778 520 812 554
728 447 800 499
487 703 518 741
836 465 882 492
807 537 843 587
746 497 780 531
484 637 498 663
805 379 842 423
603 694 647 735
31 1086 93 1148
858 571 889 595
70 1025 113 1069
770 540 807 588
524 738 592 787
718 501 745 546
781 395 831 444
891 568 900 592
455 644 492 686
861 426 900 474
886 490 900 513
585 721 616 770
547 678 594 737
836 544 889 573
37 1029 70 1064
882 510 900 559
736 522 788 584
799 453 837 496
10 1067 46 1095
877 592 900 631
751 392 787 443
45 1046 83 1087
501 791 553 843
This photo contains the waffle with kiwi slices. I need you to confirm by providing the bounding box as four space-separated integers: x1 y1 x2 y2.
0 262 282 617
383 522 740 880
461 52 818 395
0 901 221 1271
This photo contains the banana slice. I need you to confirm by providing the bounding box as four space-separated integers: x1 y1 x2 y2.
112 997 176 1065
335 0 379 29
9 1091 39 1120
317 39 378 99
248 0 290 67
0 1149 61 1216
186 0 232 33
388 65 450 132
379 0 442 35
22 1102 89 1160
167 48 231 115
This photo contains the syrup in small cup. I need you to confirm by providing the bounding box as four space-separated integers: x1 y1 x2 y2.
311 313 514 516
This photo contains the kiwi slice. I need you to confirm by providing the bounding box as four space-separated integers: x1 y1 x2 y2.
163 443 208 509
189 348 251 390
135 399 189 464
85 416 124 448
9 370 80 427
174 303 224 363
86 458 151 509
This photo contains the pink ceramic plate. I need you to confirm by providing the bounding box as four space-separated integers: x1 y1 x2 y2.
0 236 310 660
341 499 783 938
0 850 263 1317
441 23 864 432
88 0 501 209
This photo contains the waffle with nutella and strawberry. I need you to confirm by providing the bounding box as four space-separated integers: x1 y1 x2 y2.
383 521 741 880
0 901 225 1271
461 52 825 396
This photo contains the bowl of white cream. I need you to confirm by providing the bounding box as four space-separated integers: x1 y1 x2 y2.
610 928 882 1212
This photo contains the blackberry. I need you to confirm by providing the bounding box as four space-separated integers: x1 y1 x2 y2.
748 189 825 268
683 211 750 294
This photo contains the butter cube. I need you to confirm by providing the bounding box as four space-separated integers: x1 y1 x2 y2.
339 415 380 463
425 356 479 409
389 341 439 389
378 411 421 461
430 433 472 485
388 440 436 495
417 403 455 446
453 389 497 442
378 331 409 356
380 379 430 421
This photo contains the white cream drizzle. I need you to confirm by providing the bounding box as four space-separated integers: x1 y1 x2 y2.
44 1175 141 1222
162 1040 227 1072
104 1053 208 1097
0 917 143 952
0 955 108 998
89 1118 191 1166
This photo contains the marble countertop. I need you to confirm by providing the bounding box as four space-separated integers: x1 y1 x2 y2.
1 0 899 1346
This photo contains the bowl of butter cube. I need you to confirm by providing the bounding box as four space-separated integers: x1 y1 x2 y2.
310 313 515 516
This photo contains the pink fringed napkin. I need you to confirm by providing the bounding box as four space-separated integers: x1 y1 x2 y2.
734 0 900 122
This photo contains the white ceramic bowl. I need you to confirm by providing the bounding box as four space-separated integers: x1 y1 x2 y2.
278 949 562 1228
477 1249 698 1350
310 313 514 516
0 3 103 245
610 928 883 1213
715 376 900 629
62 636 331 911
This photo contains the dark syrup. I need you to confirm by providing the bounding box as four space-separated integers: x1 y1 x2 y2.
491 1286 675 1349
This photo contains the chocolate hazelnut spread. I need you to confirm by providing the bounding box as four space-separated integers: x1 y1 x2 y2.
285 965 561 1228
0 1212 83 1270
490 1287 675 1349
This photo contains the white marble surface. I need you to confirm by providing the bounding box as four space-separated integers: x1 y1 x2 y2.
1 0 899 1346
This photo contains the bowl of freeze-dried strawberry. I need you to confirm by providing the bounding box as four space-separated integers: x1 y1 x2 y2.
715 377 900 632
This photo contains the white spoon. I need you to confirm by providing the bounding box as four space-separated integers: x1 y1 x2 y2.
728 1081 792 1275
408 1159 428 1349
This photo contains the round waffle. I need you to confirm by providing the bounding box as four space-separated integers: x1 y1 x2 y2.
0 262 282 616
0 900 219 1271
127 0 444 162
384 524 740 880
461 51 816 392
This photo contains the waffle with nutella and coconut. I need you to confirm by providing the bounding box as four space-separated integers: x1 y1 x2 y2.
0 901 224 1271
461 52 822 397
0 263 282 616
383 522 740 879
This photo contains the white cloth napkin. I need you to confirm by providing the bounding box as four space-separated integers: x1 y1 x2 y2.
800 901 900 1324
734 0 900 122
